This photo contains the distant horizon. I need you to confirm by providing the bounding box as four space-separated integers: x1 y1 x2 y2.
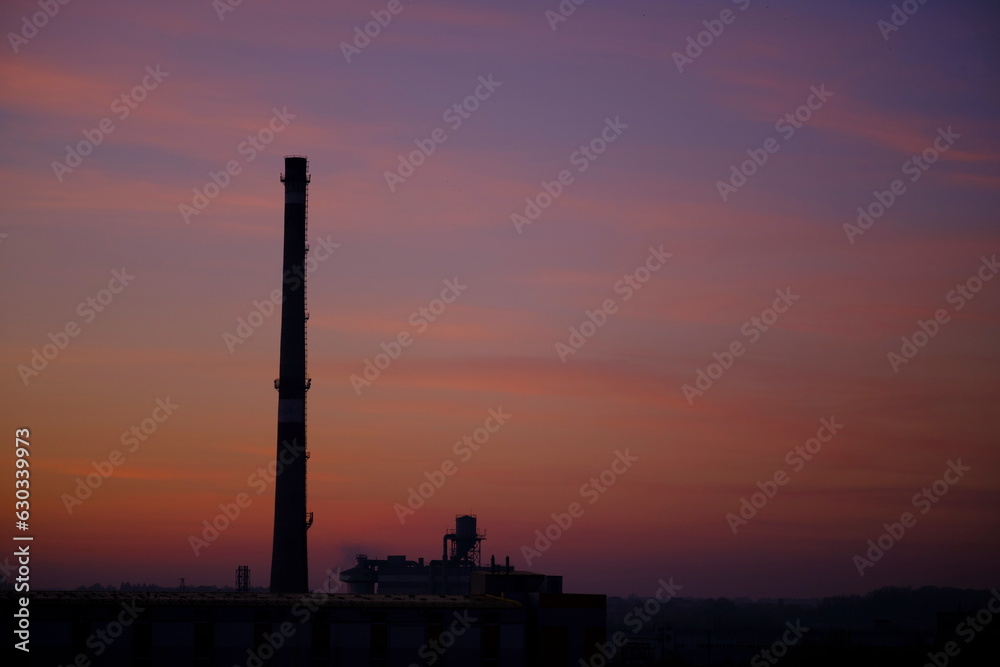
26 582 999 604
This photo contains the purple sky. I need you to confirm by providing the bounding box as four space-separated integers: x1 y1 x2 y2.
1 0 998 598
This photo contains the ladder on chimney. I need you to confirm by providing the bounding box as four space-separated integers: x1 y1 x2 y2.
303 172 312 534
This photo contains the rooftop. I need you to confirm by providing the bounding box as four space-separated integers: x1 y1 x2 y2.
9 590 522 609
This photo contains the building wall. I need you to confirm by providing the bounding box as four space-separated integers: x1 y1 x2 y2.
13 593 528 667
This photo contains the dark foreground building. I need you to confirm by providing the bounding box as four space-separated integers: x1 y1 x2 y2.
6 587 605 666
334 513 608 663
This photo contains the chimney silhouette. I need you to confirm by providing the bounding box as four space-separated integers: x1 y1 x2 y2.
269 156 312 594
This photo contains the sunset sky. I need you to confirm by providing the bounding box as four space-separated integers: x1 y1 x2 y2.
1 0 998 599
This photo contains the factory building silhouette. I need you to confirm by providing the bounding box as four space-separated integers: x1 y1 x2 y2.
8 156 606 666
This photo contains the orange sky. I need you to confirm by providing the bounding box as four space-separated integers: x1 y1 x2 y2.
1 0 998 598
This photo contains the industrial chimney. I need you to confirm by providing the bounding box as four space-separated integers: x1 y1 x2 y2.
269 156 312 594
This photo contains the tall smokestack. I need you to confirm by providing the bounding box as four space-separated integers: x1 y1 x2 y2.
269 156 311 594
